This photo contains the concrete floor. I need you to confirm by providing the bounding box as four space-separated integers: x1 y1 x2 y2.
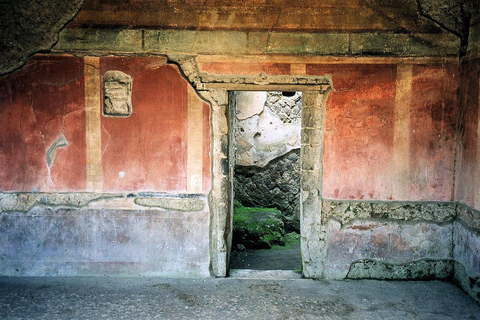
0 276 479 319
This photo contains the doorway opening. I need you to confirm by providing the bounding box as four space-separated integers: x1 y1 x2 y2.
228 91 302 273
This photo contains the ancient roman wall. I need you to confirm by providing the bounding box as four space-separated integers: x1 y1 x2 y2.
0 55 211 277
196 55 460 281
0 13 475 291
453 17 480 303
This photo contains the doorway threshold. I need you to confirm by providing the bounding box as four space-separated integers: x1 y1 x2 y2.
229 269 302 280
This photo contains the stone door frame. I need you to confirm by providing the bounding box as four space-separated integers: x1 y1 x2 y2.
196 75 332 278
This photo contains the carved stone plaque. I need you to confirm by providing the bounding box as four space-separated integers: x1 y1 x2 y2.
103 70 132 116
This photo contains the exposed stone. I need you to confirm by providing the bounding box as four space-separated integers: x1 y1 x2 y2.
456 203 480 230
346 258 454 280
54 29 143 53
0 0 84 76
53 28 461 57
322 200 457 225
235 150 301 231
416 0 477 55
134 197 205 212
0 192 116 213
350 33 460 56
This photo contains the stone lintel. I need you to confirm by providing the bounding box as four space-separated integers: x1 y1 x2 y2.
54 28 460 57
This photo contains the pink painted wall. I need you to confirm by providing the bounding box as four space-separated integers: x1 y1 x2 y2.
309 64 397 200
455 57 480 210
0 55 211 194
409 64 457 200
307 63 457 201
100 57 187 192
199 59 458 201
0 56 86 192
99 56 210 193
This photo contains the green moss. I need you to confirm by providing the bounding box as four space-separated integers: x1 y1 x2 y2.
270 232 301 250
232 202 285 249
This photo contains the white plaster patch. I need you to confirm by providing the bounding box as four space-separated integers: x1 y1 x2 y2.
236 91 267 120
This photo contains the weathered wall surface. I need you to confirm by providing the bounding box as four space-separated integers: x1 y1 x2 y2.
99 57 210 193
0 193 210 277
69 0 443 33
452 15 480 304
307 63 458 201
0 56 86 192
454 205 480 303
322 200 456 280
0 55 211 194
455 57 480 210
0 55 211 277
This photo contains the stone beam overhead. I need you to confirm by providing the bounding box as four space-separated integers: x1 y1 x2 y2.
53 28 461 57
70 0 442 34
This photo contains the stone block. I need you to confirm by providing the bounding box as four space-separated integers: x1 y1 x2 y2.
265 33 349 55
144 30 248 54
302 107 324 129
301 144 322 171
346 259 454 280
301 128 323 145
350 33 460 56
55 28 143 52
134 196 205 212
301 170 322 193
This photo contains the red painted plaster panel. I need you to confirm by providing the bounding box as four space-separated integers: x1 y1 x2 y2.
100 57 200 193
455 58 480 209
308 64 396 200
199 61 290 76
409 64 457 201
203 102 211 192
0 55 86 192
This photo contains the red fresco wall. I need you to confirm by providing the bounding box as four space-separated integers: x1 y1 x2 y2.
455 58 480 209
0 56 86 192
100 57 210 193
0 54 456 200
198 59 458 202
409 64 457 201
306 63 457 201
308 64 397 200
0 55 211 194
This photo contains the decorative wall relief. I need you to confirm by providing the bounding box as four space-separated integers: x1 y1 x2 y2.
103 70 132 116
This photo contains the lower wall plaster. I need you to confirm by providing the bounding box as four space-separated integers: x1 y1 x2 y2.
0 192 479 303
321 200 480 304
0 192 210 277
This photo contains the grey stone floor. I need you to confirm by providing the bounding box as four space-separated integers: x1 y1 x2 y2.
0 276 479 320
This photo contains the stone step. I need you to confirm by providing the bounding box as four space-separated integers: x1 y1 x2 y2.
228 269 302 280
